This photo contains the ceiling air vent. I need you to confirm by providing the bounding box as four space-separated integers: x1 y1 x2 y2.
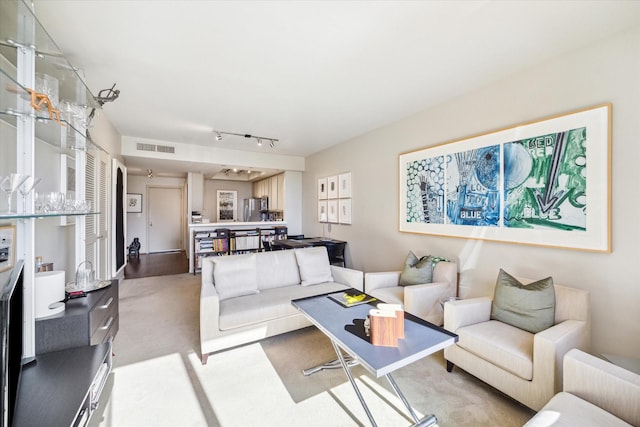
135 143 176 154
136 143 156 152
156 145 175 154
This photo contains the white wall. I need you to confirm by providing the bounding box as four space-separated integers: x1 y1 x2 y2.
202 179 253 222
91 111 122 158
303 28 640 357
126 175 186 253
283 171 302 235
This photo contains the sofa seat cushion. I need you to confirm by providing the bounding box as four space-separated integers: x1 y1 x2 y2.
524 392 632 427
457 320 534 380
368 286 404 306
256 250 301 290
219 282 349 331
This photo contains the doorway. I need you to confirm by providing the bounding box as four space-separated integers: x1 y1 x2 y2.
147 186 183 253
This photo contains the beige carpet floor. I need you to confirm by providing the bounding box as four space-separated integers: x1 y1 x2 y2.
90 273 535 427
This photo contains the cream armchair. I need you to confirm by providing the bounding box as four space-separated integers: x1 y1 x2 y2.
443 281 591 411
364 261 457 325
525 349 640 426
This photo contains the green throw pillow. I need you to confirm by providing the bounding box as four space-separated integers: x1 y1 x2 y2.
399 251 433 286
490 269 556 334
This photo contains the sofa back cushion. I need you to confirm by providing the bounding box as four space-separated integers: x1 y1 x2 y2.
294 246 333 286
256 250 301 290
212 253 259 300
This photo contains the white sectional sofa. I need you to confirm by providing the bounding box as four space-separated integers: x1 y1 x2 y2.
199 246 364 364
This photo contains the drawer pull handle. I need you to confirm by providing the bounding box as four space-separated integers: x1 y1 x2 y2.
100 316 114 330
99 297 114 310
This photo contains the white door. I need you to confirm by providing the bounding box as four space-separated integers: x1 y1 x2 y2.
148 186 183 252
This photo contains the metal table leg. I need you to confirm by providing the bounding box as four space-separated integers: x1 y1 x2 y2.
302 354 359 376
308 341 437 427
330 340 378 427
386 374 437 427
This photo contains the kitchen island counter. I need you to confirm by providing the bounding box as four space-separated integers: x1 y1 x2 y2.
188 221 287 273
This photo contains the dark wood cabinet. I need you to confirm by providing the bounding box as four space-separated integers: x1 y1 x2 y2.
17 281 120 426
35 280 119 354
14 342 112 427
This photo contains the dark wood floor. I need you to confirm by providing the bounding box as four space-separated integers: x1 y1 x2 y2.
124 250 189 279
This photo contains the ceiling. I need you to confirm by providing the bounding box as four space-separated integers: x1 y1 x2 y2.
32 1 640 178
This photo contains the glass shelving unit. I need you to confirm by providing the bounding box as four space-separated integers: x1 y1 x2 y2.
0 0 103 362
0 212 99 220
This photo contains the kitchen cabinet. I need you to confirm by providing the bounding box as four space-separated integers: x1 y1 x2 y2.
252 173 285 212
277 173 285 211
270 175 279 211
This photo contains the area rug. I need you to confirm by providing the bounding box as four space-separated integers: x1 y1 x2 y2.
92 273 534 427
260 326 535 426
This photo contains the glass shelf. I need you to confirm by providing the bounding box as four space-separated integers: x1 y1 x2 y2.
0 68 96 153
0 1 99 111
0 212 99 220
0 67 29 117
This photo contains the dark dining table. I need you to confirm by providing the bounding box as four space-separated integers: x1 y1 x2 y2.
270 237 347 266
270 237 346 250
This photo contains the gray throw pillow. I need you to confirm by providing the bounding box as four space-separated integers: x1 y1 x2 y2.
490 269 555 334
399 251 433 286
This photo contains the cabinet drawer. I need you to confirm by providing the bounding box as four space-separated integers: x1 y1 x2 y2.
90 289 117 337
91 313 119 345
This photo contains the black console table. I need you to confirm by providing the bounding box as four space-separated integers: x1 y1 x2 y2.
13 342 112 427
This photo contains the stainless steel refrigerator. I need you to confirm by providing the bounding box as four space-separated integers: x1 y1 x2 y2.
243 197 268 221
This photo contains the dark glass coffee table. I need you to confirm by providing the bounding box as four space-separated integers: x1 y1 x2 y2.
292 291 458 427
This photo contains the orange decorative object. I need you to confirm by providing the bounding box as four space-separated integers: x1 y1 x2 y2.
27 88 64 126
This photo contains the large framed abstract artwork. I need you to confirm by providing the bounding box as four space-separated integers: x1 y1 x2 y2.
399 104 611 252
217 190 237 222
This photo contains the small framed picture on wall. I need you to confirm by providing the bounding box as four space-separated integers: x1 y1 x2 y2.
127 193 143 213
327 199 338 223
339 199 352 224
327 176 338 199
318 200 328 222
338 172 351 198
318 178 328 200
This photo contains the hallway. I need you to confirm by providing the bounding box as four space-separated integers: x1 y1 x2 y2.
124 251 189 279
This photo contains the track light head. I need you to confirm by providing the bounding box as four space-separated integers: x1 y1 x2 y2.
215 131 222 141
